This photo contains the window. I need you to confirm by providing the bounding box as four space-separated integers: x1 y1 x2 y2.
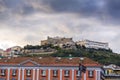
1 69 6 76
41 70 46 76
88 71 94 77
12 69 17 76
76 70 81 77
64 70 70 77
53 70 58 77
26 69 31 76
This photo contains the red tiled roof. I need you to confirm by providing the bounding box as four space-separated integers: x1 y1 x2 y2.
0 57 101 67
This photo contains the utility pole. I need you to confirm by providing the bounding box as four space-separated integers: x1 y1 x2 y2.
78 63 82 80
78 58 86 80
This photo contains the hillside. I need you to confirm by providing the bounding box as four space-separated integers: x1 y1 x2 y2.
23 45 120 66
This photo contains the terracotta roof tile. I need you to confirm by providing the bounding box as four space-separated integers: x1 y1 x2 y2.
0 57 101 67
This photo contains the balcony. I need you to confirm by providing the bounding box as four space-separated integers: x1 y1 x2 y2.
104 73 120 78
64 74 69 77
26 73 31 76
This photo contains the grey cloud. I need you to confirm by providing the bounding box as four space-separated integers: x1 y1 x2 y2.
106 0 120 19
0 0 53 25
42 0 120 23
24 35 40 42
1 0 120 22
43 0 99 15
0 0 6 12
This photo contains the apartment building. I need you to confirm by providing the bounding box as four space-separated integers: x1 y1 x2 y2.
3 46 22 57
103 64 120 80
0 57 104 80
76 39 109 50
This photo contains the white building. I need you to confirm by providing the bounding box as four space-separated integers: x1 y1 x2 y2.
76 39 109 50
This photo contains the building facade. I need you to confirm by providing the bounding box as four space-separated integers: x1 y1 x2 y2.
41 36 75 49
2 46 22 57
76 40 109 50
0 57 104 80
103 64 120 80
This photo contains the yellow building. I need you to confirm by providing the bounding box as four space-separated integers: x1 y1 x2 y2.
104 64 120 80
41 40 48 46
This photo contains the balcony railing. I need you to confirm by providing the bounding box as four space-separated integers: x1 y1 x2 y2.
104 74 120 77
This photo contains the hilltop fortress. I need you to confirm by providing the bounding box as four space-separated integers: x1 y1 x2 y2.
41 36 109 50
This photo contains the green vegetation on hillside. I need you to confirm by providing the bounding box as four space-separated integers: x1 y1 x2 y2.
52 49 120 66
23 45 120 66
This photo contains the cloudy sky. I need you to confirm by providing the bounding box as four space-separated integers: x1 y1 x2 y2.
0 0 120 53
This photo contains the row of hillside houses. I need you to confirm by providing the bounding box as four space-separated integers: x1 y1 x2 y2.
0 46 22 57
0 46 57 57
0 57 119 80
41 36 109 50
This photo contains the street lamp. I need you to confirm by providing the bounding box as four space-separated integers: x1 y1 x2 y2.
78 57 86 80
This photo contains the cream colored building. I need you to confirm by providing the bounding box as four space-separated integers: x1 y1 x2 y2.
41 40 48 46
41 36 75 48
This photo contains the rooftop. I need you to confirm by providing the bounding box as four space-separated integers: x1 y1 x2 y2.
0 57 101 67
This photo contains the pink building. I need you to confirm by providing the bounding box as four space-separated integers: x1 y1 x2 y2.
0 57 104 80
